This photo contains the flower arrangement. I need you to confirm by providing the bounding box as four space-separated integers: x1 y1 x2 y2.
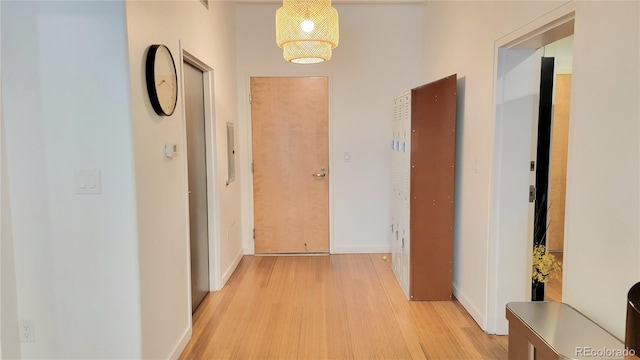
532 244 562 283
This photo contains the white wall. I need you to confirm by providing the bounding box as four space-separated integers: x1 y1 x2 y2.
236 3 425 254
1 71 22 359
424 0 639 339
2 0 241 357
1 1 142 358
562 1 639 339
124 1 241 358
423 0 564 329
1 7 23 353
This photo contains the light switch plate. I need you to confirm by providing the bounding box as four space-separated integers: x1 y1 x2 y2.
75 170 101 194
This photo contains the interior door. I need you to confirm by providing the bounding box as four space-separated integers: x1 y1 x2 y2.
184 61 210 311
409 75 457 301
251 77 329 254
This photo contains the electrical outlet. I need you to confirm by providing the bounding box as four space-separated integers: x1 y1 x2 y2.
19 319 35 343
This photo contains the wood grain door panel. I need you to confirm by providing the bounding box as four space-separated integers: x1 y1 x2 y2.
548 74 571 252
410 75 457 301
251 77 329 254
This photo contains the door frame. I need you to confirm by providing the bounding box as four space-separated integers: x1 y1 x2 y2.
242 75 334 255
180 48 222 295
487 5 575 334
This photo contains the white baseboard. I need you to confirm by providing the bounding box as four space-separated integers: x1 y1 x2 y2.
222 248 244 286
493 318 509 335
331 245 392 254
170 326 192 360
242 246 393 255
453 282 487 332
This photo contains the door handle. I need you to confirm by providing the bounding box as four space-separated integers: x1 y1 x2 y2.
312 168 326 178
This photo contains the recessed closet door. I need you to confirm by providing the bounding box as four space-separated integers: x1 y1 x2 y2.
184 61 209 311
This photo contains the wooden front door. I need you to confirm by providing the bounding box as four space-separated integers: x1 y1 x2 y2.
251 77 329 254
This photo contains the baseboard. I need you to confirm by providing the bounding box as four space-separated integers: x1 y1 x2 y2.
453 282 487 332
222 248 244 286
493 317 509 335
170 326 192 360
244 246 392 255
331 245 392 254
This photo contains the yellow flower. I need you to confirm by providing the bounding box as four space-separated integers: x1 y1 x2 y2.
532 244 562 284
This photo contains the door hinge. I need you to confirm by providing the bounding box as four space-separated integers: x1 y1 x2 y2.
249 93 252 104
251 162 254 173
253 229 255 239
529 185 536 203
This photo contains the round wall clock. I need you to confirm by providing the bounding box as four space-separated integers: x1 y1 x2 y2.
145 44 178 116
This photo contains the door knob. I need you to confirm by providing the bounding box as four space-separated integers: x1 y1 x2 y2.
312 168 326 178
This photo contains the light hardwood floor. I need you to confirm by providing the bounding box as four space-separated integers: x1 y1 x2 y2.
179 254 507 360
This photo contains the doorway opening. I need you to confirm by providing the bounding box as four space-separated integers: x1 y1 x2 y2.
487 9 575 334
533 36 574 303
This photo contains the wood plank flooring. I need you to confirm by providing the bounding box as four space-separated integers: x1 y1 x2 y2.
179 254 507 359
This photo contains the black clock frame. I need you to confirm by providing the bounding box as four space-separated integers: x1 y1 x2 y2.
145 44 178 116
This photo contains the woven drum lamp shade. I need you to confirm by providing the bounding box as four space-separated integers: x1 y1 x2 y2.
276 0 339 64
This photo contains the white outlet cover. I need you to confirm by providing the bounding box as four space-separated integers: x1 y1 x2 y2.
19 319 35 343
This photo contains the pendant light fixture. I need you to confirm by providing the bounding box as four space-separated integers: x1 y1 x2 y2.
276 0 339 64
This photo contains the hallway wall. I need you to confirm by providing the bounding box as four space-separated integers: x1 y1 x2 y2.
1 1 242 358
1 12 23 354
124 1 241 358
1 1 142 357
424 0 639 338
